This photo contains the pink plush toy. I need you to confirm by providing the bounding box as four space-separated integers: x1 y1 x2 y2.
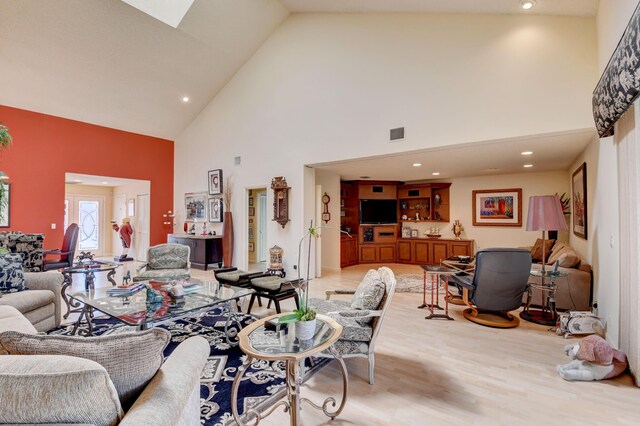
557 335 627 381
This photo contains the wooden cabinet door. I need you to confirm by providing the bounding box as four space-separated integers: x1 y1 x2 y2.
397 241 412 262
340 240 349 267
414 241 430 264
450 241 471 257
348 239 358 265
378 245 396 262
431 241 449 264
360 245 377 262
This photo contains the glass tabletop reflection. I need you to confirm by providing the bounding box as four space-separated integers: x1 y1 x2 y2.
247 318 337 356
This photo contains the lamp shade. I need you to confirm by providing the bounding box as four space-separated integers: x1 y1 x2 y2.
526 195 568 232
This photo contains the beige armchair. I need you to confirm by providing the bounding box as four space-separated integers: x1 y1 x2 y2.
0 271 64 331
309 266 396 384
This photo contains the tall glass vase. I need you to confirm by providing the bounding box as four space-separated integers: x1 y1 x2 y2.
222 212 234 267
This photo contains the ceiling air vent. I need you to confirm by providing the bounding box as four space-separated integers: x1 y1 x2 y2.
390 127 405 142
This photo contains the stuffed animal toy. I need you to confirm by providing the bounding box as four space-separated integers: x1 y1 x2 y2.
557 335 627 381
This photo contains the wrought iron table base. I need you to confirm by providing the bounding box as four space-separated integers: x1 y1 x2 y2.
61 268 117 319
231 346 348 426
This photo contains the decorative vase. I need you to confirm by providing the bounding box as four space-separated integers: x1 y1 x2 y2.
295 319 317 341
222 211 234 267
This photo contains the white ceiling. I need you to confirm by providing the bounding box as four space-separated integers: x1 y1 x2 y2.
279 0 598 16
0 0 597 140
312 130 596 181
65 173 148 187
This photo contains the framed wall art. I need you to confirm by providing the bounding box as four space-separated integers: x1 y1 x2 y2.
209 198 223 223
208 169 223 195
572 163 588 239
185 192 207 221
249 197 254 207
0 183 10 228
248 242 255 252
472 188 522 227
249 207 255 217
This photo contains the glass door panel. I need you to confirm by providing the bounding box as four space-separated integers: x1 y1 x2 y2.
78 200 100 251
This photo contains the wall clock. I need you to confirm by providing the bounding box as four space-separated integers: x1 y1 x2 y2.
322 192 331 223
271 176 290 228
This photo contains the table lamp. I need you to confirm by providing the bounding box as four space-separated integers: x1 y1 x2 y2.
526 195 569 276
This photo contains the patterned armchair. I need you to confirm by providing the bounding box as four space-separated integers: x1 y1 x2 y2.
133 244 191 282
0 232 44 272
309 266 396 385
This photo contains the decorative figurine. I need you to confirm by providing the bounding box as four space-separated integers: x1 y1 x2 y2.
189 224 196 235
122 271 131 285
167 283 185 303
112 217 134 262
145 284 164 305
415 212 420 220
202 222 208 235
452 220 464 240
77 251 95 263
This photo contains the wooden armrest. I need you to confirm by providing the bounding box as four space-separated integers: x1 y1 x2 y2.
325 289 356 300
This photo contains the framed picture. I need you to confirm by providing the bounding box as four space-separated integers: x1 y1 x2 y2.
208 198 223 222
249 197 254 207
572 162 588 239
0 183 10 228
249 227 254 241
185 192 207 221
249 218 254 224
249 207 255 216
402 227 411 238
472 188 522 227
410 229 418 238
248 242 255 252
127 199 135 217
208 169 223 195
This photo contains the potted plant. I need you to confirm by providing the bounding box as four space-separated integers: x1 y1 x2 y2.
0 124 11 224
0 125 12 149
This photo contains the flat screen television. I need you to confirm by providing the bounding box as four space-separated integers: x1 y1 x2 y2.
360 199 398 224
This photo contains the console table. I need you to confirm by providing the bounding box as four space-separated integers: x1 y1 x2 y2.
167 234 223 271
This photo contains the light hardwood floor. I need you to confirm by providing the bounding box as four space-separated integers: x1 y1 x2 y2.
68 261 639 425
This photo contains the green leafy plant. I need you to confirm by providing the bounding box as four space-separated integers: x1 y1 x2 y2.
0 125 12 149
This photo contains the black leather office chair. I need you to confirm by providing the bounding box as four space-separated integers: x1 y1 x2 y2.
43 223 79 271
448 248 532 328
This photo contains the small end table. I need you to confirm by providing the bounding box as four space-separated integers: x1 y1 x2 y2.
419 264 456 320
520 269 569 326
232 313 347 426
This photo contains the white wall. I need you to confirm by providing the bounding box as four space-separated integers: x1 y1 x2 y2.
174 13 597 277
315 170 341 272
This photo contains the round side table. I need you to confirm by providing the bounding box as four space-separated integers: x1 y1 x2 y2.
520 269 569 326
231 313 347 426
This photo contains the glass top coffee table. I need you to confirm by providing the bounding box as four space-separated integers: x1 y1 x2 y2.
60 261 122 319
232 313 347 426
68 280 254 345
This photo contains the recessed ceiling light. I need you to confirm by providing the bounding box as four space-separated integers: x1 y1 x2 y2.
359 176 371 179
523 164 533 168
521 151 533 156
182 96 190 103
101 181 109 184
487 168 499 172
413 163 422 167
520 0 536 10
432 172 440 176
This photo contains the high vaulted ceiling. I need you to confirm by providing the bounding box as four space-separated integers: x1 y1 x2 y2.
0 0 597 140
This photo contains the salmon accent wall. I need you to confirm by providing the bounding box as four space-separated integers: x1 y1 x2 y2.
0 105 174 250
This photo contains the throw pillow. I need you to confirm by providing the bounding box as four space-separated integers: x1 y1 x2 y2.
0 253 25 294
546 242 567 264
554 247 581 268
351 269 386 325
530 238 555 263
0 328 170 409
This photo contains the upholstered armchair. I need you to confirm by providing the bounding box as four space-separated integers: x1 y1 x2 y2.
43 223 79 271
134 244 191 282
0 231 44 272
309 266 396 385
447 248 532 328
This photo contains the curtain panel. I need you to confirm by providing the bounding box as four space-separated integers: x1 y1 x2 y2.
593 3 640 138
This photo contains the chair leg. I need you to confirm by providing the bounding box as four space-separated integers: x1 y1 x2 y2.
267 299 272 309
247 294 256 314
274 298 281 314
368 352 375 385
257 296 263 307
294 293 300 310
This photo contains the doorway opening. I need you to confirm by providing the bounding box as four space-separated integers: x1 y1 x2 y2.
65 173 151 261
247 187 267 272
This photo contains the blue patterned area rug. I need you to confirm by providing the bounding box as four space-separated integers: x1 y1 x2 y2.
50 307 329 425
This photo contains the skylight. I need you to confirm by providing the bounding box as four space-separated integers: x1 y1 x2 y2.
121 0 195 28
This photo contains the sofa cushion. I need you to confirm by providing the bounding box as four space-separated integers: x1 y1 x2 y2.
546 242 567 264
309 298 373 341
531 238 555 262
133 268 190 281
0 289 54 315
0 253 25 293
556 248 581 268
0 328 170 409
351 269 385 325
0 306 37 353
0 354 123 426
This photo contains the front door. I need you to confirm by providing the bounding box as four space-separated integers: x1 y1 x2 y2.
65 195 105 257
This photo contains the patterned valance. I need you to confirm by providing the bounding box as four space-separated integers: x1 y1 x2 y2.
593 3 640 138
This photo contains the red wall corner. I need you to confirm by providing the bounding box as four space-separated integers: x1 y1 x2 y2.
0 105 174 250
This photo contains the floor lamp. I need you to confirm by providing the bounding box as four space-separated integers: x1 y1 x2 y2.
521 195 568 325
